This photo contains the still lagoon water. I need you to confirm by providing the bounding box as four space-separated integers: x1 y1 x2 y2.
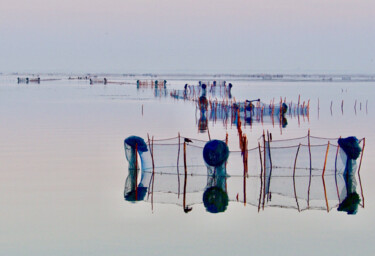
0 74 374 255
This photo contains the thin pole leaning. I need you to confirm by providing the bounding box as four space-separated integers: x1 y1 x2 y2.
322 142 330 177
177 133 181 198
258 142 263 212
262 131 266 209
267 131 273 201
334 137 341 202
322 175 330 213
243 135 247 206
293 143 301 212
135 143 138 201
322 141 330 212
358 138 366 207
307 130 312 209
183 139 188 212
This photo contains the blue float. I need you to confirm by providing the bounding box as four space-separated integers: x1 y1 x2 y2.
124 136 148 152
203 140 229 167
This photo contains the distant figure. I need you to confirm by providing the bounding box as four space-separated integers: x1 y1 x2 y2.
183 84 188 99
228 83 232 99
201 83 207 98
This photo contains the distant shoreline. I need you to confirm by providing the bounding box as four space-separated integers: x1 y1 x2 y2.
2 72 375 83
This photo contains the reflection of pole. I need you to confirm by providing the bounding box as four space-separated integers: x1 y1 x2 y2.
177 133 181 198
267 131 273 177
341 100 344 115
183 140 187 175
243 135 247 206
225 132 228 192
243 173 246 206
135 143 138 201
146 134 153 204
151 172 155 212
293 144 301 212
183 170 187 212
330 101 333 116
358 138 365 175
262 131 266 209
307 130 312 208
322 142 330 212
322 175 329 212
334 138 341 202
267 131 273 201
258 142 263 212
358 138 366 207
183 140 187 212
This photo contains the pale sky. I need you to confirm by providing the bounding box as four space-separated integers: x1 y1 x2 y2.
0 0 374 74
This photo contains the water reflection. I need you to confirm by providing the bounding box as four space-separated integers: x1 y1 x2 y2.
123 135 365 214
338 174 360 215
123 168 363 214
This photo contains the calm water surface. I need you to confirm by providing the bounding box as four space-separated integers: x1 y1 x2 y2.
0 75 374 255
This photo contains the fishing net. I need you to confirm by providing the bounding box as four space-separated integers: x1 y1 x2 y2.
123 134 364 212
170 83 232 101
127 135 359 177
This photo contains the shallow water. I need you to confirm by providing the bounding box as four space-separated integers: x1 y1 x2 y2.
0 75 374 255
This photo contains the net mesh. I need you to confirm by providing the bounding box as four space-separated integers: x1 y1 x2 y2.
124 134 364 212
127 172 355 212
136 135 350 177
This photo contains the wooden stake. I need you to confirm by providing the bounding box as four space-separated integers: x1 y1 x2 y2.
358 138 366 207
322 142 330 177
262 131 266 209
334 137 341 202
307 130 312 208
293 143 301 212
258 142 263 212
135 143 138 201
293 144 301 178
183 140 187 175
177 133 181 198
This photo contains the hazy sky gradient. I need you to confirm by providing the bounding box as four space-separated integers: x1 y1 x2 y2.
0 0 374 73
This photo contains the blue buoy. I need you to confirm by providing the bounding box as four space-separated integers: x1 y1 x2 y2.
203 140 229 167
124 136 148 152
338 137 361 160
124 187 148 202
203 187 228 213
